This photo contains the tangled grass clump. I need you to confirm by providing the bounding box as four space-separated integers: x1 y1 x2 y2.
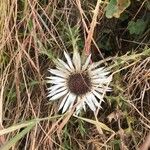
0 0 150 149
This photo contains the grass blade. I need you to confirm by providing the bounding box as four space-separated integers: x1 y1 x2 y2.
0 124 34 150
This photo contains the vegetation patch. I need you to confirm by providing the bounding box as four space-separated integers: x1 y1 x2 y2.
0 0 149 149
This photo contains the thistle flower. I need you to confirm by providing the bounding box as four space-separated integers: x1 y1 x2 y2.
47 51 112 114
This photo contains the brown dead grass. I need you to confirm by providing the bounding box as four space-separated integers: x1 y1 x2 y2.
0 0 150 150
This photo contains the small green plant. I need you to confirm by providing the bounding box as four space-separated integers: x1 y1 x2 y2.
127 19 147 35
105 0 131 18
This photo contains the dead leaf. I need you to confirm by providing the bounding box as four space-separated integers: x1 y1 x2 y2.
0 125 6 145
107 109 123 122
139 132 150 150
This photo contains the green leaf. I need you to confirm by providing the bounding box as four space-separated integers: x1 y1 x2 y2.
105 0 118 18
0 124 34 150
0 120 35 136
145 1 150 10
127 19 147 35
74 115 114 133
28 19 33 31
105 0 131 18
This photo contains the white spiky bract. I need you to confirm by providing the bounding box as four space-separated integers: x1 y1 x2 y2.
47 51 112 114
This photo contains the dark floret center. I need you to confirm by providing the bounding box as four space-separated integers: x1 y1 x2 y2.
67 72 91 95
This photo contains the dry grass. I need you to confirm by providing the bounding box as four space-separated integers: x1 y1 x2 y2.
0 0 150 150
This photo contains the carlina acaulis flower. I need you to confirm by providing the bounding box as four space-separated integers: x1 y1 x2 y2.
47 50 112 115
